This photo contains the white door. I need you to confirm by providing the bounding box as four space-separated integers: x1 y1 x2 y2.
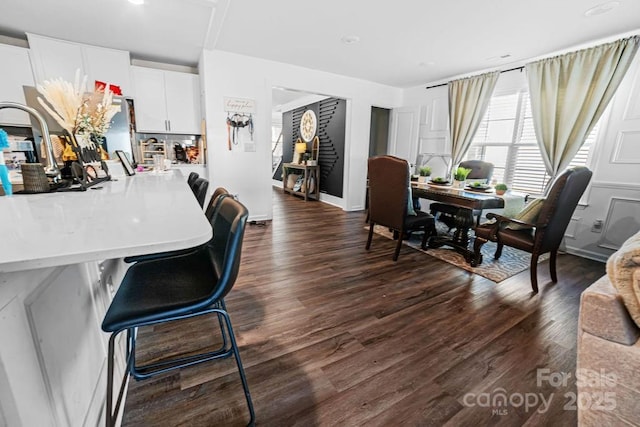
388 106 419 163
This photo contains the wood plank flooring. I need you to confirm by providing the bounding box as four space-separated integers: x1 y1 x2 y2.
122 188 605 426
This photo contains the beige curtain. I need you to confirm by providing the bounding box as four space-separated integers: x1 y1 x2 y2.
449 71 499 170
526 36 639 186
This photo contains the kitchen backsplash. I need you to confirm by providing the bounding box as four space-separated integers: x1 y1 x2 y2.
135 132 205 165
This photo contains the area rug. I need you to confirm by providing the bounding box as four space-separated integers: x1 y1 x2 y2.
367 224 548 283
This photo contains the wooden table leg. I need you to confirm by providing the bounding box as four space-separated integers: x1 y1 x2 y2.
428 207 479 264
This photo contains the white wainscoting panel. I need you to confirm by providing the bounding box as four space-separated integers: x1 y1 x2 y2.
611 130 640 163
598 197 640 250
565 217 581 239
623 62 640 120
428 96 449 132
25 264 106 427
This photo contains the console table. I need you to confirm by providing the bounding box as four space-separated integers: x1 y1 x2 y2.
282 163 320 201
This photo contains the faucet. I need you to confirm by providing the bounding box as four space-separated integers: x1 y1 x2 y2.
0 101 60 180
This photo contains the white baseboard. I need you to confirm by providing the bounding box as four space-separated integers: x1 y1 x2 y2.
564 246 609 263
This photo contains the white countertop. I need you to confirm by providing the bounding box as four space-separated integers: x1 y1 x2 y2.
0 170 212 273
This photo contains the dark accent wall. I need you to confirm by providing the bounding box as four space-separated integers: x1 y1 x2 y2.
275 98 346 198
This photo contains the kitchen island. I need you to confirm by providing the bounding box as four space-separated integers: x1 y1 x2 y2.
0 170 211 427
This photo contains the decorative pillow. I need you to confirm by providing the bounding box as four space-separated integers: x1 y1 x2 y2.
286 174 300 189
506 197 545 230
606 230 640 327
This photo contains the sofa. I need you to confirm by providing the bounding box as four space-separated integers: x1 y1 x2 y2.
578 231 640 426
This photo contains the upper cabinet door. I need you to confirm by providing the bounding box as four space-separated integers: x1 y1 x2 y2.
131 67 202 134
28 34 85 84
82 46 132 95
27 33 132 96
0 44 35 126
131 66 168 133
164 71 201 134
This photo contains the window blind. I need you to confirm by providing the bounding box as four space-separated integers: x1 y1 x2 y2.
466 90 598 196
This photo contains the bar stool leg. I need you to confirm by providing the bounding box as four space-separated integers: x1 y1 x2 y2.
219 309 256 426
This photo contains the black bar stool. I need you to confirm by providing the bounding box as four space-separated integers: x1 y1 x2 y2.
122 190 229 264
187 171 199 187
101 196 255 426
191 177 209 207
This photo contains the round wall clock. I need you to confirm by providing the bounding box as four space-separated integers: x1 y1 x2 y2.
300 110 317 142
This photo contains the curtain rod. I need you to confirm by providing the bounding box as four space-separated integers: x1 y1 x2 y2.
425 66 524 90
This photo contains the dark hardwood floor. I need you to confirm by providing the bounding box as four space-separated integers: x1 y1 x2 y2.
122 188 605 426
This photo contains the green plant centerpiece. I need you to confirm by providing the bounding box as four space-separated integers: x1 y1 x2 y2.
418 166 431 182
453 166 472 188
495 183 508 195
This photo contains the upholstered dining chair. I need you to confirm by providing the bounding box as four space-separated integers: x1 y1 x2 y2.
366 155 436 261
102 196 255 427
472 166 592 293
430 160 495 229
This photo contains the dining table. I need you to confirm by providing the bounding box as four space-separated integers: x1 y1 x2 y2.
411 181 509 266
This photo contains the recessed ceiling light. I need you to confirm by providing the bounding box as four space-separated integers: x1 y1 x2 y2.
128 0 144 5
584 1 619 17
418 61 436 67
340 35 360 45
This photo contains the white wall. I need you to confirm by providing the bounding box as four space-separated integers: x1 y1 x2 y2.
199 49 402 220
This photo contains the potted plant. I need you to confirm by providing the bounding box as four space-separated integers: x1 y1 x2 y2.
418 166 431 183
453 167 472 188
495 183 508 195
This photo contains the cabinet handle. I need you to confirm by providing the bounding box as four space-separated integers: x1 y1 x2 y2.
167 120 171 131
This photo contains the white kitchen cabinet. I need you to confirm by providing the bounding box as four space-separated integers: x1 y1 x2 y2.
27 33 132 95
131 66 201 134
0 44 35 126
82 45 132 94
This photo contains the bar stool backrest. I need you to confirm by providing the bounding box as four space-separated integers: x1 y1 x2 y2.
205 196 248 303
191 177 209 207
187 172 199 187
205 187 231 221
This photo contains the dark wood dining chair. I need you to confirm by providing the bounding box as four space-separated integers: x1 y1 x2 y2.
430 160 495 228
472 166 592 292
366 155 436 261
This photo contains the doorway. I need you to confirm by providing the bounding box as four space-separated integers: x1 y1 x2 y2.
369 107 390 157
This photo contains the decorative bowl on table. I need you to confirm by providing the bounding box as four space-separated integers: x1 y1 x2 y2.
428 177 451 186
465 182 492 192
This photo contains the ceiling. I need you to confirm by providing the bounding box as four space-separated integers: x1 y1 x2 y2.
1 0 640 88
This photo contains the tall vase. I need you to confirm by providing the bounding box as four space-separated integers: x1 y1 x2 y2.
0 164 12 196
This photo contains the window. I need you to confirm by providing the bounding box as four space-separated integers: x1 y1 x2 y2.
465 91 599 196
